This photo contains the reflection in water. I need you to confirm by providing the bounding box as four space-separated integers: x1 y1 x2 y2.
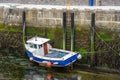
24 68 81 80
23 68 120 80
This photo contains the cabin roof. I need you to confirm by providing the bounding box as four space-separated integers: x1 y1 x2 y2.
26 37 50 45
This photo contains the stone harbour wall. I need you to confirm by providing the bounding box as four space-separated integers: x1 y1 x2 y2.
0 7 120 31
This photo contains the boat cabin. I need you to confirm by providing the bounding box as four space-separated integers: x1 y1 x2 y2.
26 37 51 56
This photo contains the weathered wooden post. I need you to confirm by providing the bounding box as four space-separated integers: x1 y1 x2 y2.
63 12 66 50
22 11 26 44
89 0 96 67
90 13 96 67
71 13 74 51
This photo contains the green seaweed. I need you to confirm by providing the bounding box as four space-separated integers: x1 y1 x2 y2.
79 48 89 63
96 32 113 41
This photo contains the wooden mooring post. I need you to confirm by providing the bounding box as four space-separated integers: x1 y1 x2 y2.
70 13 74 51
63 12 75 51
89 0 97 67
90 12 97 67
63 12 66 50
22 11 27 43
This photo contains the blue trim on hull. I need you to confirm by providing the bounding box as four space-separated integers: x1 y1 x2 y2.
26 50 78 67
26 50 33 58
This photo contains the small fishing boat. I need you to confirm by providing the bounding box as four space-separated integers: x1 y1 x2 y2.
25 36 81 67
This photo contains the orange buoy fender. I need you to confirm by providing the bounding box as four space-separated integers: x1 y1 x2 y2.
29 57 33 61
47 62 52 67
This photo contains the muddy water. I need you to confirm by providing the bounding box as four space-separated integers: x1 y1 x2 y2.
0 51 120 80
0 56 120 80
22 68 120 80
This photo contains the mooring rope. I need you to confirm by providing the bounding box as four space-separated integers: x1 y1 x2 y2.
82 12 119 56
95 31 119 55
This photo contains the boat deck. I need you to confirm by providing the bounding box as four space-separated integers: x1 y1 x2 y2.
45 49 68 58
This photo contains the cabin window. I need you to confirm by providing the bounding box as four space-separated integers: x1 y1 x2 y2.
29 43 34 48
39 45 42 49
29 43 37 49
34 44 37 49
